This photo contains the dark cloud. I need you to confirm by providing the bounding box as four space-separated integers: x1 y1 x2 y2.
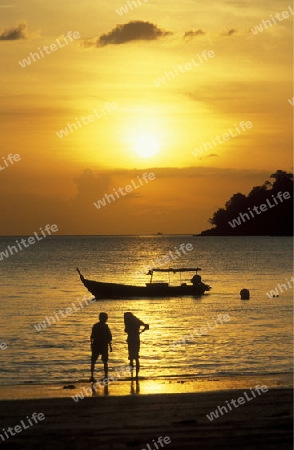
74 169 141 206
74 169 111 203
184 29 205 39
100 167 271 181
83 21 172 48
197 153 219 161
228 29 237 35
220 28 237 36
0 166 275 235
0 22 27 41
82 38 98 48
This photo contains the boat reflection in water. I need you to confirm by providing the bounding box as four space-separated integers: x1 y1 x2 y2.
77 267 211 299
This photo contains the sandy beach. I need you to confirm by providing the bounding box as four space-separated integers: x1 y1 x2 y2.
0 379 292 450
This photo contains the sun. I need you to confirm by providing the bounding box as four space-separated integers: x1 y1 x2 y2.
135 134 160 158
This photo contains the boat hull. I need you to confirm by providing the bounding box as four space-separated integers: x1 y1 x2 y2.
79 276 210 299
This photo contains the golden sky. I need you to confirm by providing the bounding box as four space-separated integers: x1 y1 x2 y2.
0 0 292 234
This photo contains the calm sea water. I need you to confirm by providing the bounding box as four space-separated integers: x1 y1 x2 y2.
0 236 292 386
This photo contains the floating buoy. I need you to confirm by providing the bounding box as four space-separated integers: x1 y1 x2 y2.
240 288 250 300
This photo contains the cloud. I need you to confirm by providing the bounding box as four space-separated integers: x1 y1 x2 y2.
83 21 172 48
228 29 237 36
0 166 277 235
184 29 205 39
220 28 237 36
106 166 271 181
73 169 141 205
197 153 219 161
73 169 111 203
0 22 27 40
183 28 239 40
82 38 98 48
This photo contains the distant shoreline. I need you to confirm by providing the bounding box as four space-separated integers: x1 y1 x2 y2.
0 234 292 238
194 233 293 237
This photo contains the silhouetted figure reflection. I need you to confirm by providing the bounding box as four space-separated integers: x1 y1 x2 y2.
131 380 140 395
91 383 96 396
91 382 109 397
124 312 149 379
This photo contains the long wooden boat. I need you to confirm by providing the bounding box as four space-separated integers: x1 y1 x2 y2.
77 267 211 299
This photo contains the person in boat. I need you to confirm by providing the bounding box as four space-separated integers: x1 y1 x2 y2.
90 312 112 382
124 312 149 379
191 273 202 286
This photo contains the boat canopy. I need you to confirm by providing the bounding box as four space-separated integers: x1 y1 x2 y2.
147 267 201 275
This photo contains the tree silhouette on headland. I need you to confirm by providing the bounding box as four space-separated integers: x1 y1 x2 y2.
200 170 293 236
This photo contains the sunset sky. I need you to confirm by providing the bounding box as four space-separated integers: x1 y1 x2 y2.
0 0 292 235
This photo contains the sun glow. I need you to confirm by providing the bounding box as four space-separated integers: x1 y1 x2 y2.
135 134 160 158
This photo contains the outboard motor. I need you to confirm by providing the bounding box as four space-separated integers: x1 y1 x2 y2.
240 288 250 300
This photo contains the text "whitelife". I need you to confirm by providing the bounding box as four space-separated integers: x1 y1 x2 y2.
93 173 155 209
18 31 80 68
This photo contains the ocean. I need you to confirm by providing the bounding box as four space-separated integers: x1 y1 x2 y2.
0 235 292 387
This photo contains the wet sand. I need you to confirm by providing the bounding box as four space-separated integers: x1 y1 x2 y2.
0 372 291 400
0 384 292 449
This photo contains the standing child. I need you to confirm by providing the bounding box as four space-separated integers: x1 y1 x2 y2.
90 312 112 382
124 312 149 379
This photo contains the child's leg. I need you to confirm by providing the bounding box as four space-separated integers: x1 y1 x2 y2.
103 361 108 378
101 348 109 378
135 358 140 379
90 352 98 380
130 359 134 376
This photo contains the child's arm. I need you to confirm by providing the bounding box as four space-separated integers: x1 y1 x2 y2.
108 327 113 351
90 328 93 348
140 323 149 333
